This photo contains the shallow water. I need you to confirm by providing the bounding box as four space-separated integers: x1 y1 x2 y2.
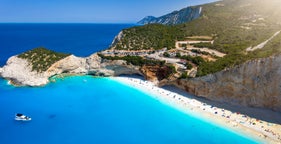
0 76 258 144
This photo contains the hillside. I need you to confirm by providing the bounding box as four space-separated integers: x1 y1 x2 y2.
18 47 70 72
137 6 202 25
111 24 184 50
111 0 281 77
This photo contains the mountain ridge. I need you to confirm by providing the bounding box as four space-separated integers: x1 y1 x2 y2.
137 6 202 25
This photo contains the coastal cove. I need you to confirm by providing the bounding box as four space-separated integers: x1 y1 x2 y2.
0 76 259 144
1 23 281 143
2 0 281 143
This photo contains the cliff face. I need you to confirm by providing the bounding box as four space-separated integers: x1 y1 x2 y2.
0 56 49 86
168 55 281 112
138 6 202 25
1 52 281 112
0 54 141 86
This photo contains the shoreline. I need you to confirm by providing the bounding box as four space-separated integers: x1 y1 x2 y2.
111 76 281 144
1 74 281 143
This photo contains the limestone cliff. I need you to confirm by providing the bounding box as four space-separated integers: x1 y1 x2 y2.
0 56 49 86
0 54 141 86
167 55 281 112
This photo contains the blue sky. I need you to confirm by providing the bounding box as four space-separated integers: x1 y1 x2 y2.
0 0 217 23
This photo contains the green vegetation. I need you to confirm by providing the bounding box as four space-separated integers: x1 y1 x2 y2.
163 52 170 57
191 49 210 55
175 52 181 58
114 24 185 50
191 43 214 49
196 32 281 76
98 54 165 66
112 0 281 77
179 55 205 66
179 72 189 79
186 38 213 41
248 32 281 58
185 63 193 70
18 47 70 72
157 65 176 80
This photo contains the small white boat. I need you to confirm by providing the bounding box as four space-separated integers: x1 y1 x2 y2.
15 113 32 121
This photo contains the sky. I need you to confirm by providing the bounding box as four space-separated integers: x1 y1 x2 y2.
0 0 217 23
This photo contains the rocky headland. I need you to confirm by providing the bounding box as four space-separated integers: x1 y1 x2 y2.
0 53 140 86
1 49 281 113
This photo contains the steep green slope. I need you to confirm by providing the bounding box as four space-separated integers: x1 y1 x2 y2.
181 0 281 52
112 0 281 76
113 24 185 50
186 0 281 76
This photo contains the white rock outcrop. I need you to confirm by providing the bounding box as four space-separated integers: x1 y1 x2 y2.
0 54 141 86
0 56 49 86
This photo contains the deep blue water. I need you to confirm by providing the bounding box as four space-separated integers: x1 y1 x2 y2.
0 76 258 144
0 23 134 66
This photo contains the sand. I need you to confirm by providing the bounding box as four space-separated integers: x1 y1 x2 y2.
111 76 281 144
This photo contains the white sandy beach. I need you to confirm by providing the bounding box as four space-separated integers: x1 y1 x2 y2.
111 76 281 144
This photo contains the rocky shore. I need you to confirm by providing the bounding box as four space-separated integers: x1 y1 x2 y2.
0 53 141 86
1 51 281 113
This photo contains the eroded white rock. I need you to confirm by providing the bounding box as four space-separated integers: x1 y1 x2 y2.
0 54 141 86
1 56 49 86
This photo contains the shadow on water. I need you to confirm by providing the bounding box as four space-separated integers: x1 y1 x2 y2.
161 85 281 125
48 114 57 119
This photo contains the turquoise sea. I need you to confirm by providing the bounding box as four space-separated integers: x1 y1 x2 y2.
0 76 258 144
0 24 259 144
